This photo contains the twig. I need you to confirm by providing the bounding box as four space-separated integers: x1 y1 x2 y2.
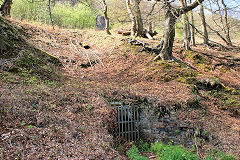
49 33 58 48
48 0 54 30
189 23 231 50
75 39 93 69
194 133 199 157
93 51 104 67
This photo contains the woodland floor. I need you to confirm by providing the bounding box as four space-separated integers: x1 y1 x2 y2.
0 18 240 159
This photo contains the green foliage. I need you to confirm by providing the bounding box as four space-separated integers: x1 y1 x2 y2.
139 139 149 152
150 142 165 156
52 3 96 29
204 150 236 160
175 22 183 38
85 105 93 111
27 125 34 128
150 61 197 83
126 145 148 160
150 142 198 160
116 144 124 152
217 152 235 160
11 0 48 22
11 0 96 29
21 121 26 126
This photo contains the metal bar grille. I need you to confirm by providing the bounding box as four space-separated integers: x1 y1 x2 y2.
113 105 139 142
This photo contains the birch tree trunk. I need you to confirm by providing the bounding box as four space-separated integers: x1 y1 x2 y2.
188 0 196 46
199 4 208 45
133 0 144 36
48 0 55 30
155 0 205 60
180 0 191 50
126 0 136 36
103 0 111 35
220 0 232 46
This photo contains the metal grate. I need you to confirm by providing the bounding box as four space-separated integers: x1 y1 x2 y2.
114 105 139 142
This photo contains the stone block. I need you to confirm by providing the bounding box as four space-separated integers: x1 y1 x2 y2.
151 122 165 128
96 15 106 30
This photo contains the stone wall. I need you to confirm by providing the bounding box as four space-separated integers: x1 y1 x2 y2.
139 104 194 148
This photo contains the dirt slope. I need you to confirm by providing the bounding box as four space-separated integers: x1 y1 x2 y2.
0 17 125 159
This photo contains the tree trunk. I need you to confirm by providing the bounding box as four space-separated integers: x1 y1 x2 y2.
220 0 232 46
103 0 111 35
188 0 196 46
0 0 12 17
126 0 136 36
48 0 54 30
199 4 208 45
157 9 176 60
180 0 191 50
154 0 205 61
133 0 144 36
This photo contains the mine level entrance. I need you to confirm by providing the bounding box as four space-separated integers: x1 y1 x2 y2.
112 105 140 142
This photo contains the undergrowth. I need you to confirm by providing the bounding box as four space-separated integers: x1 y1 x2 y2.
204 87 240 115
126 141 236 160
151 142 198 160
11 0 96 29
126 145 148 160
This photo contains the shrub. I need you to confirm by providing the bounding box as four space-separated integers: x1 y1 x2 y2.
139 139 149 152
126 145 148 160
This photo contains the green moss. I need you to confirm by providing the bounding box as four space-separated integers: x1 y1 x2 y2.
34 48 62 65
0 16 61 82
204 86 240 115
119 41 142 54
149 61 197 84
219 66 228 73
185 51 212 72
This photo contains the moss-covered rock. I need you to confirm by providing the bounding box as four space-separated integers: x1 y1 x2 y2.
196 77 224 91
184 50 212 72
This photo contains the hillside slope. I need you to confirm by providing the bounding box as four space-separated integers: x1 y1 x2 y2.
0 17 240 159
0 17 124 159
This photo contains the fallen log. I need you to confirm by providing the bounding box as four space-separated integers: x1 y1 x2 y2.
118 29 158 39
143 29 158 39
144 30 153 40
123 38 160 53
117 31 131 36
